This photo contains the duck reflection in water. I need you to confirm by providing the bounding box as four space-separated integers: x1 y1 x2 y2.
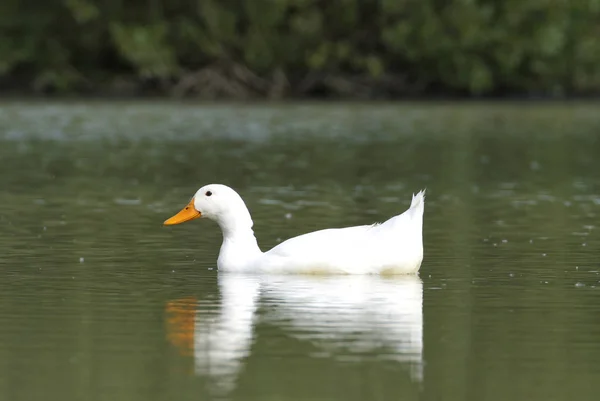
165 273 423 392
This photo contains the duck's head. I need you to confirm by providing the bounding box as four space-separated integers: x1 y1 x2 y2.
163 184 252 229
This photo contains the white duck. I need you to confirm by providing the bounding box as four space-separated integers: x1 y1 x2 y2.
164 184 425 274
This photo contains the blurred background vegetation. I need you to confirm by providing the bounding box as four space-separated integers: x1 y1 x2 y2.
1 0 600 99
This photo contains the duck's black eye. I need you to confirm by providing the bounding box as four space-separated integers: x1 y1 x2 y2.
206 191 212 197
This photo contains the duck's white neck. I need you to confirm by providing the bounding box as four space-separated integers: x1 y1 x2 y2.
215 207 262 272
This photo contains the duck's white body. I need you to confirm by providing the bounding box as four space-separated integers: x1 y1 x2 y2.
164 184 425 275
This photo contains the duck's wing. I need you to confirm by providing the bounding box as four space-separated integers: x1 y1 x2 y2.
261 225 375 273
267 225 373 257
259 190 425 274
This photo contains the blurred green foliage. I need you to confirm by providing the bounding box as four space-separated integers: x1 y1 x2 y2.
1 0 599 98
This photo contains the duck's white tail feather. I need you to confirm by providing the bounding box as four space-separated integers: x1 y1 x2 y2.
409 190 426 217
381 189 425 230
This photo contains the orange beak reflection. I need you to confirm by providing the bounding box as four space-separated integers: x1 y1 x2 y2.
163 198 202 226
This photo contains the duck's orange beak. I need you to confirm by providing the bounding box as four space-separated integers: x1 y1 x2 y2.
164 198 201 226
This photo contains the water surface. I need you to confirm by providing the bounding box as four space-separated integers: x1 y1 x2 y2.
0 102 599 401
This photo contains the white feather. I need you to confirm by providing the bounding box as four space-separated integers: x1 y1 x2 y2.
165 185 425 275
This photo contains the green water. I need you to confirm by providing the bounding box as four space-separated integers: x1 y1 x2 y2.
0 102 599 401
